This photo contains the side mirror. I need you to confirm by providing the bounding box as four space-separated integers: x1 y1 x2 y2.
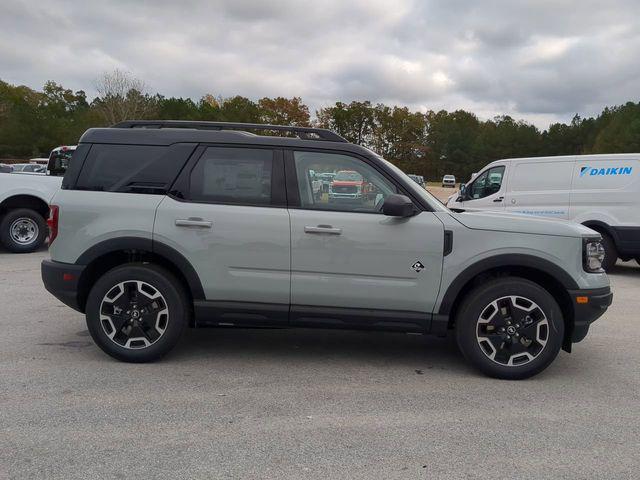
460 183 466 192
382 194 415 217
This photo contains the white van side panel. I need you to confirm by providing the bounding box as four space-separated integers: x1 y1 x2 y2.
569 157 640 227
504 159 575 219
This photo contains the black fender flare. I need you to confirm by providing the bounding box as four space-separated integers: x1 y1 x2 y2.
437 253 579 316
76 236 205 300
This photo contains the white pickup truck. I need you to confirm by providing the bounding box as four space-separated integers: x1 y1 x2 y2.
0 146 74 252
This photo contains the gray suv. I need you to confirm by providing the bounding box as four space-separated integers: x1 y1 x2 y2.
41 121 612 379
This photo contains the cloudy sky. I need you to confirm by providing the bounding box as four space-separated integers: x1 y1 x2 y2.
1 0 639 128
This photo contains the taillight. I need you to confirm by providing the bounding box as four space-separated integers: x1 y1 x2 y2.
47 205 59 245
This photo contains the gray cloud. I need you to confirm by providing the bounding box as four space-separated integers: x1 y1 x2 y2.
1 0 639 128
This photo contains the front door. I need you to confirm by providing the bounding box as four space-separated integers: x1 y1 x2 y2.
287 150 444 330
460 165 507 211
154 146 290 323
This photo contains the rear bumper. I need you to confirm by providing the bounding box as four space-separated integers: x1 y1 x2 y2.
41 259 86 312
568 286 613 343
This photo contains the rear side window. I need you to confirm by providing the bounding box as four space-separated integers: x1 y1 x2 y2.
75 144 194 194
189 147 273 205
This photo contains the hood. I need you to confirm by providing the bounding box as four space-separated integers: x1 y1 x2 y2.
450 210 597 238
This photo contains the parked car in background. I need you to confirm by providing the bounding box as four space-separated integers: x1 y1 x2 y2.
407 174 426 189
442 174 456 188
47 146 75 176
0 145 75 252
41 120 611 379
329 170 374 203
446 154 640 270
0 164 13 173
10 163 46 174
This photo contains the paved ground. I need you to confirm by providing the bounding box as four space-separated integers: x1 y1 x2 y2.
1 250 639 479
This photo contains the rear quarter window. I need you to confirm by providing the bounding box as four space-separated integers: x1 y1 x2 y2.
74 144 195 194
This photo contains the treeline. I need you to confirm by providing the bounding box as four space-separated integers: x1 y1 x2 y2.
1 73 639 181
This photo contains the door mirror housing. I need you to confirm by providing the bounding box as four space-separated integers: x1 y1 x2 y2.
382 194 415 217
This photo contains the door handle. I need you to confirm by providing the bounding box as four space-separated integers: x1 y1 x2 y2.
304 225 342 235
493 196 504 202
175 218 213 228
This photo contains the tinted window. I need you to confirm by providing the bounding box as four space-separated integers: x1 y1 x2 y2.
75 144 193 194
189 147 273 205
467 166 505 199
294 151 397 213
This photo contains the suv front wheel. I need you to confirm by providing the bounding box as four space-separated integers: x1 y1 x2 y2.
85 264 189 362
455 278 564 379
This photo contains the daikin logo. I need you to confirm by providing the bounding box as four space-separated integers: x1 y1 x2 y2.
580 166 633 177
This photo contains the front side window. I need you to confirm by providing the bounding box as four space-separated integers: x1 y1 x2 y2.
467 166 505 200
293 151 397 213
190 147 273 205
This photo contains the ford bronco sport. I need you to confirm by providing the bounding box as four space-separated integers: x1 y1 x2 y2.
41 121 612 379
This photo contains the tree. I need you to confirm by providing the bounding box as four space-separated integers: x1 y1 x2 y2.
93 69 157 124
258 97 310 126
316 101 376 145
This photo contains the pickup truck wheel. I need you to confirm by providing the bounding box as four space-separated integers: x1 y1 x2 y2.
85 264 189 363
456 278 564 380
600 234 618 271
0 208 47 253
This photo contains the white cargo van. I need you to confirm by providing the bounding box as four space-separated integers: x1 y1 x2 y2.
447 154 640 270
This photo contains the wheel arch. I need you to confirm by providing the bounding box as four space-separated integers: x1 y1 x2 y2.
438 254 578 351
0 194 49 218
75 237 204 314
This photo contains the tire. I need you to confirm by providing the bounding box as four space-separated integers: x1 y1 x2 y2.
600 233 618 271
0 208 47 253
85 263 189 362
455 277 564 380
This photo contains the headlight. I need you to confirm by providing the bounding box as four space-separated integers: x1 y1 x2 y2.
583 238 605 272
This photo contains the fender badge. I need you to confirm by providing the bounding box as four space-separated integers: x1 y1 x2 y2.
411 261 425 272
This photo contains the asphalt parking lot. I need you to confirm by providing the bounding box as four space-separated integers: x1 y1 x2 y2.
1 250 639 479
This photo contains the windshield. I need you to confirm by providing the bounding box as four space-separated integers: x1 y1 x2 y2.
334 171 362 182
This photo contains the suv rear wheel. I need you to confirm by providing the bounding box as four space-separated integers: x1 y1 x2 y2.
455 278 564 380
85 264 189 362
0 208 47 253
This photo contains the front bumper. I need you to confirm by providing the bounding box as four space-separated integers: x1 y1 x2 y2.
567 286 613 343
41 259 86 312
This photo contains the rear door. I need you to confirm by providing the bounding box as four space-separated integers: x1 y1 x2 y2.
286 149 444 330
153 145 291 323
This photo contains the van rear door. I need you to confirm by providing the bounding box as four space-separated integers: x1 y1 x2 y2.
504 159 574 219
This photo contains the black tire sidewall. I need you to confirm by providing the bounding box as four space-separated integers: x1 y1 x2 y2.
0 208 47 253
600 234 618 271
86 264 189 362
456 278 564 380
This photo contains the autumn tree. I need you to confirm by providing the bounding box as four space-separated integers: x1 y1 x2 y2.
258 97 310 126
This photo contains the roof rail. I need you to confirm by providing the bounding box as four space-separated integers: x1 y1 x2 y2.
111 120 348 143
